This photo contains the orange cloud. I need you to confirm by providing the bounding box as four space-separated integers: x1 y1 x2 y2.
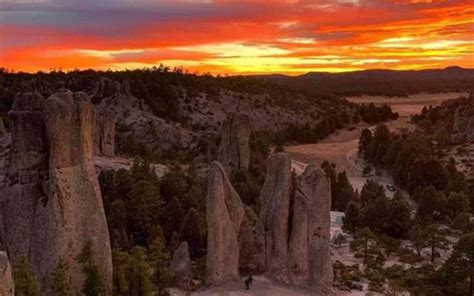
0 0 472 74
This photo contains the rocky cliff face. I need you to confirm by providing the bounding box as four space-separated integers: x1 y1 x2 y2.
259 154 333 291
0 90 113 294
217 113 251 173
289 164 333 293
0 252 14 296
94 109 117 157
93 78 195 153
238 205 266 275
205 161 244 285
259 153 293 281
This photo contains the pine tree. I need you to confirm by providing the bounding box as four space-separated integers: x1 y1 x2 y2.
343 201 362 235
148 238 171 295
384 191 412 238
333 171 355 212
128 247 154 296
112 250 131 296
77 241 105 296
13 257 38 296
50 259 73 296
180 208 205 258
440 232 474 295
163 197 185 240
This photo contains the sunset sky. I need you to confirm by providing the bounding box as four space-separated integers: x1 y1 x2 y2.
0 0 473 74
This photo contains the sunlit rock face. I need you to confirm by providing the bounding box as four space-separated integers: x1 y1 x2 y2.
289 164 333 293
0 90 112 294
259 154 333 292
205 161 244 286
94 108 117 157
259 153 293 282
217 113 251 173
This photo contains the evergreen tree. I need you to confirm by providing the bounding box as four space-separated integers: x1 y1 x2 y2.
446 192 470 220
333 171 355 212
77 241 105 296
360 180 386 206
351 227 376 263
128 247 154 296
343 201 362 235
13 257 38 296
417 186 446 221
112 250 131 296
180 208 206 258
162 197 185 240
50 259 73 296
425 224 449 263
384 191 412 238
408 221 428 257
148 238 172 295
439 232 474 295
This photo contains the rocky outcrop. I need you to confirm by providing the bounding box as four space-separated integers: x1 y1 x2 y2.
0 90 113 294
259 153 293 282
170 242 193 291
217 113 251 172
258 154 333 291
0 252 14 296
205 161 244 286
238 205 266 275
288 164 333 293
94 109 116 157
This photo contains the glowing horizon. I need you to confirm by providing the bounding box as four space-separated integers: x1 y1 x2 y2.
0 0 473 75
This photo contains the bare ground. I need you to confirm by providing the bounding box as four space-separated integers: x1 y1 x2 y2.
287 92 466 195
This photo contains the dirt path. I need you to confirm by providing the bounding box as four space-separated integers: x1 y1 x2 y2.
287 92 467 195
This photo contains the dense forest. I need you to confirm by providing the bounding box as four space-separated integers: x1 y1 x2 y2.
344 111 474 294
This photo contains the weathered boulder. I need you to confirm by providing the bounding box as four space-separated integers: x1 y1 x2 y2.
259 153 293 282
288 164 333 293
1 90 113 294
170 242 193 291
205 161 244 286
94 109 116 157
238 205 265 275
0 252 14 296
217 113 251 172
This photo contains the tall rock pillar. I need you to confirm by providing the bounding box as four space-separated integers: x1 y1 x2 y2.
1 90 113 294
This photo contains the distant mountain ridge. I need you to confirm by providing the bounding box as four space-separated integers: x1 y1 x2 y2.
255 67 474 97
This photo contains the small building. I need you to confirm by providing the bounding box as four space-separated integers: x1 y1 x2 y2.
331 211 345 226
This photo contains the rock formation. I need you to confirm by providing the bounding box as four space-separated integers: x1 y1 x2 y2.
0 117 6 139
217 113 251 172
94 109 116 157
259 153 293 282
170 242 193 291
0 252 14 296
238 205 266 275
258 153 333 291
0 90 113 294
453 107 462 133
288 164 333 293
205 161 244 285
